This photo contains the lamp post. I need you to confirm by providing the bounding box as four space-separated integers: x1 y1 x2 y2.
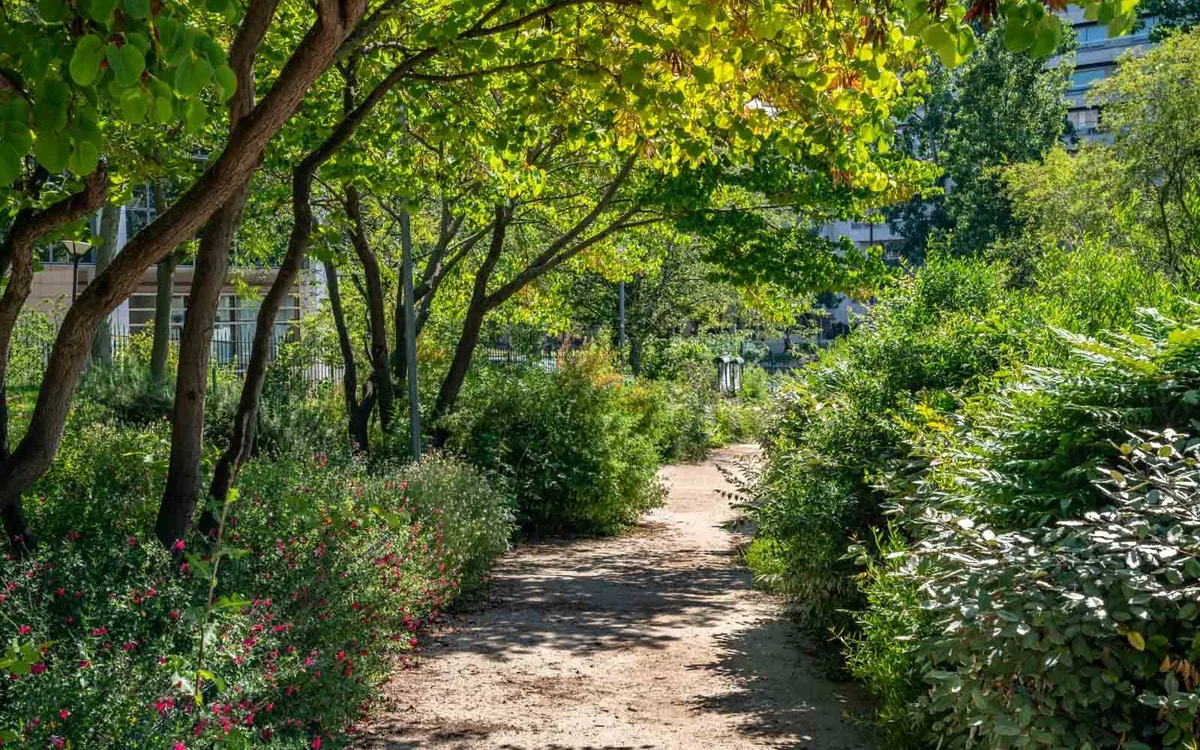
62 240 92 302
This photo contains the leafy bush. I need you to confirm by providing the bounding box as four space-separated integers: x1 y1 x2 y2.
446 349 665 536
916 310 1200 528
1 416 511 749
746 254 1016 634
898 430 1200 749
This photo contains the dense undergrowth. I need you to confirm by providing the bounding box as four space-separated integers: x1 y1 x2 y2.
747 244 1200 747
1 339 759 748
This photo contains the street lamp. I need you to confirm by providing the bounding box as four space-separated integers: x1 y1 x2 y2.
62 240 91 302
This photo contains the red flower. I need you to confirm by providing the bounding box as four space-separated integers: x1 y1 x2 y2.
17 625 31 635
59 709 69 720
173 540 185 552
30 663 46 675
312 739 322 749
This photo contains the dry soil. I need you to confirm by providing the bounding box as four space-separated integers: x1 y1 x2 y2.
357 445 874 750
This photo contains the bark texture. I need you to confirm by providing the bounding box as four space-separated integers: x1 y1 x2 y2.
0 0 367 526
0 168 109 551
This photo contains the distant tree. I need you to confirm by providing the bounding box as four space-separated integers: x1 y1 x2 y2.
1089 29 1200 277
886 21 1074 260
1139 0 1200 39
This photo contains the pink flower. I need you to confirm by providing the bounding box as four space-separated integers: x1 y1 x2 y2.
17 625 31 635
172 540 185 551
312 739 322 749
51 738 64 749
59 709 69 720
173 744 187 750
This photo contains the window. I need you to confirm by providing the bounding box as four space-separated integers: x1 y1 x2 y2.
1070 67 1111 92
123 184 158 238
1075 23 1109 44
127 293 186 333
1068 108 1101 134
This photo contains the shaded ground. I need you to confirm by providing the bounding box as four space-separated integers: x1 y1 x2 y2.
358 446 873 750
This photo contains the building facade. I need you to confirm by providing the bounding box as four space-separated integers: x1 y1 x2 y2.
27 183 314 366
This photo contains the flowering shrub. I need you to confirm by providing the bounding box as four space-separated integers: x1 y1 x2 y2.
383 453 514 596
0 419 511 748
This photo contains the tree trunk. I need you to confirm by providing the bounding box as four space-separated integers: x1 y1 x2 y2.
0 169 109 552
0 0 366 527
155 0 311 549
430 206 509 442
150 252 178 383
156 191 247 548
90 202 120 363
206 168 315 518
344 184 395 432
325 259 370 453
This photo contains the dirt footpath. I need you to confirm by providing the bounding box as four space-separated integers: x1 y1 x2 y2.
358 446 873 750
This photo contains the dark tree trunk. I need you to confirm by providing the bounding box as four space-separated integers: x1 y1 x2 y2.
430 206 509 443
205 168 315 523
150 252 178 383
630 337 643 377
325 259 370 453
344 185 395 432
0 169 109 552
0 0 366 529
155 0 326 549
156 190 247 548
90 202 120 363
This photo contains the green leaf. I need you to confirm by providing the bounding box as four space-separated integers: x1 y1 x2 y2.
120 88 149 123
3 121 32 154
84 0 118 25
921 24 958 67
1029 18 1061 58
37 0 69 23
1004 16 1036 52
34 131 69 173
68 139 100 176
0 143 22 186
32 77 70 133
184 97 206 134
151 95 174 124
107 43 145 88
175 55 212 98
123 0 150 18
70 35 106 86
214 64 237 102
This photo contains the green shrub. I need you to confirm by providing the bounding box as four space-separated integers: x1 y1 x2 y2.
898 430 1200 749
916 310 1200 528
1 415 511 749
747 253 1016 634
446 350 665 536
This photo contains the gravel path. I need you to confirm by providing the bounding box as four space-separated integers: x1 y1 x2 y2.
357 445 873 749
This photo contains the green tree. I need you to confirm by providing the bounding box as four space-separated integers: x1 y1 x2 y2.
1089 29 1200 276
886 20 1074 259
